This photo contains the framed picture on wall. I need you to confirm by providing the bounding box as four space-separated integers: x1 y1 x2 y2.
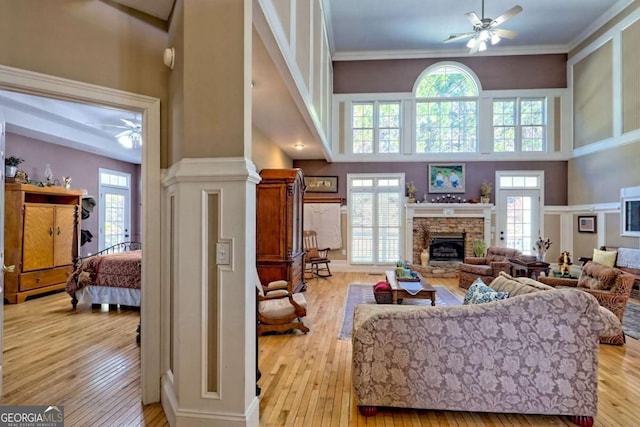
305 176 338 193
578 215 597 233
428 164 465 193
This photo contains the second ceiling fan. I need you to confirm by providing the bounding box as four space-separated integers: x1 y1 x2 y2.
444 0 523 54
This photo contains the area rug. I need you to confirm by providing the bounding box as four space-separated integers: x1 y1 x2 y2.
623 302 640 340
338 283 462 340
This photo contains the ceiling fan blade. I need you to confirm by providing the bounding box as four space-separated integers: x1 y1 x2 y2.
120 118 140 128
492 5 523 26
465 12 482 27
116 129 136 138
493 28 517 39
444 32 475 43
469 42 481 55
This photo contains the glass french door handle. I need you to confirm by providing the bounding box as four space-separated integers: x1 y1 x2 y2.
2 265 15 273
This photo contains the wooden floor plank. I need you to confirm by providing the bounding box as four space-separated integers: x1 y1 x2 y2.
258 272 640 427
4 272 640 426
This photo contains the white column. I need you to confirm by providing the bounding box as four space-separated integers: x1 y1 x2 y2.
161 158 260 427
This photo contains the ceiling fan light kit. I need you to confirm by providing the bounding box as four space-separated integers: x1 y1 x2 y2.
444 0 522 54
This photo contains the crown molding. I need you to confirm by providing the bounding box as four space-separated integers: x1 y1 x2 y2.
567 0 635 52
331 44 569 61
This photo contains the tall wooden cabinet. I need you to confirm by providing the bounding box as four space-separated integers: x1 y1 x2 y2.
4 183 82 303
256 169 306 292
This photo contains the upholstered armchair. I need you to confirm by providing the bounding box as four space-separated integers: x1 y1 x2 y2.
255 272 309 336
458 246 522 289
539 261 635 345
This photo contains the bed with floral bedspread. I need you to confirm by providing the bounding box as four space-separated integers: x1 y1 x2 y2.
65 242 141 309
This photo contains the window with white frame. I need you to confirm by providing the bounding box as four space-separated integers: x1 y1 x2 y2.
493 98 546 152
348 174 403 264
351 101 401 154
415 65 479 153
98 168 132 251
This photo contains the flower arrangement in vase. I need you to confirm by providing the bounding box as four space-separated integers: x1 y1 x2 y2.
533 236 552 262
480 181 492 204
420 223 431 266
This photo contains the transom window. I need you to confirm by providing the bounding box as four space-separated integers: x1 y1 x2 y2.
415 65 479 153
351 101 401 154
493 98 546 152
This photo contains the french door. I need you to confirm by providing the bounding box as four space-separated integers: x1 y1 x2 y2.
495 172 544 255
98 169 131 250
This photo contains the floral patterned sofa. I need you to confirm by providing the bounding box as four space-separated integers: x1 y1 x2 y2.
352 274 621 426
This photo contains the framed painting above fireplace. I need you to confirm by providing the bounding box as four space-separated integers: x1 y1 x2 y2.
429 164 465 193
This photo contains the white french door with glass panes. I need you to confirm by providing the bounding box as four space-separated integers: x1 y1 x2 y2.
495 172 544 255
348 174 404 265
98 168 131 251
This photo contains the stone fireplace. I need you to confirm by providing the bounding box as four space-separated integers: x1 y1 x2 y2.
405 203 493 277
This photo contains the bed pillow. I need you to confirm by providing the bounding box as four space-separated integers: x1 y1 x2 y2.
463 278 510 305
593 248 617 267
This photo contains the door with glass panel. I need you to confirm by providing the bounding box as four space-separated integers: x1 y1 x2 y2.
348 174 403 265
98 169 131 251
497 189 541 254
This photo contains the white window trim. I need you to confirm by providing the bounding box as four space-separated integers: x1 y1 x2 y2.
333 87 570 162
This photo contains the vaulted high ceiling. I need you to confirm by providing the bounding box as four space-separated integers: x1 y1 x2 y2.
2 0 631 162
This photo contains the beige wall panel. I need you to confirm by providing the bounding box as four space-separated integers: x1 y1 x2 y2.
622 19 640 133
568 142 640 205
252 126 292 171
573 41 614 148
0 0 170 166
181 0 247 159
573 215 599 260
168 0 185 164
544 214 561 261
272 0 292 43
604 212 640 248
295 0 311 93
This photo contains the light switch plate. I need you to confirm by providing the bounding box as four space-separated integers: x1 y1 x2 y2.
216 242 230 265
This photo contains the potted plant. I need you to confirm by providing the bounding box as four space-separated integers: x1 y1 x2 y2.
480 181 492 204
472 239 487 257
5 156 24 178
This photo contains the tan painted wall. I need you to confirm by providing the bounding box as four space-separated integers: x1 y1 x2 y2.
252 126 292 171
168 0 249 162
0 0 170 167
568 135 640 206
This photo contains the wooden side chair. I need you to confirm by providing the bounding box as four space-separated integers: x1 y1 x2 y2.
303 230 332 278
255 271 309 336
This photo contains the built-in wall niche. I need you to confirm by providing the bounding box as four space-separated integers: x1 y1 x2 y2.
621 186 640 237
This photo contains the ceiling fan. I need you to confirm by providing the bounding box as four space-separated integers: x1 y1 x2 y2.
88 117 142 149
444 0 523 54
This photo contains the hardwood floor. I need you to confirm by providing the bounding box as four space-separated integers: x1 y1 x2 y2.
2 291 167 426
4 273 639 426
258 272 640 427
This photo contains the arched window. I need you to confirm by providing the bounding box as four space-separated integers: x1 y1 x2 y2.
414 63 480 153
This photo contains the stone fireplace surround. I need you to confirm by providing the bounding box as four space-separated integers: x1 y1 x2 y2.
406 203 493 278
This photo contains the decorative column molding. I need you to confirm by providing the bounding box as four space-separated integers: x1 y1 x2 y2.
161 157 260 427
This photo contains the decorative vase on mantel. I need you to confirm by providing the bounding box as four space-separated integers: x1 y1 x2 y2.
420 248 430 266
480 195 490 204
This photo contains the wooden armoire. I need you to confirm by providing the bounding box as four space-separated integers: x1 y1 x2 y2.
256 169 306 292
4 183 82 303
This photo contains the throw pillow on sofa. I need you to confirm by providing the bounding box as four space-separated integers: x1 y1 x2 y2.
592 248 617 267
578 262 619 290
463 278 510 305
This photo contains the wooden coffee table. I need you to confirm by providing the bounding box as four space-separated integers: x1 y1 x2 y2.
385 270 437 305
508 257 550 280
